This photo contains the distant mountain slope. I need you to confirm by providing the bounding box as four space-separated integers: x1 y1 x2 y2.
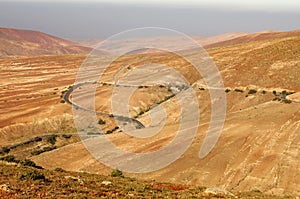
0 27 92 57
195 32 248 47
72 30 300 51
206 30 300 48
72 33 248 49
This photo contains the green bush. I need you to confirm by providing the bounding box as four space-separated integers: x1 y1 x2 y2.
287 91 296 96
20 159 37 168
282 99 292 104
0 155 17 163
98 119 106 125
31 146 57 156
47 135 57 145
54 167 65 172
138 111 145 116
272 97 281 101
60 100 65 103
252 189 262 193
34 137 42 142
234 89 244 93
111 169 123 177
19 170 46 181
111 126 119 133
225 89 231 93
248 89 257 95
1 147 10 154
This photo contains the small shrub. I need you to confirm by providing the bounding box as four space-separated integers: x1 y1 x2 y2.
138 111 145 116
287 91 296 96
272 97 281 101
1 147 10 154
47 135 57 145
54 167 65 172
20 159 37 168
234 89 244 93
111 126 119 133
60 100 65 103
273 90 277 96
282 99 292 104
34 137 42 142
252 189 262 193
31 146 57 156
248 89 257 95
111 169 123 177
225 89 231 93
261 90 266 94
19 170 46 181
62 134 72 139
0 155 17 163
98 119 106 125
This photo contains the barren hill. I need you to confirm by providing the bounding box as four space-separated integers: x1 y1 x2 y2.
0 27 92 57
206 30 300 48
195 32 248 47
72 32 247 49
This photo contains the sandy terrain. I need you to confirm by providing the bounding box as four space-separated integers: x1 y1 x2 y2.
0 31 300 195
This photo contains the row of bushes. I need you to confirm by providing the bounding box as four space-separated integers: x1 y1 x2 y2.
0 155 41 168
225 88 257 94
106 126 120 134
31 146 57 156
272 97 292 104
225 88 295 97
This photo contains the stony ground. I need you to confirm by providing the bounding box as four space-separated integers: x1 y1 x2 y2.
0 161 296 199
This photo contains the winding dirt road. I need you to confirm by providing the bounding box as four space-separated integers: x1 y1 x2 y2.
63 82 145 129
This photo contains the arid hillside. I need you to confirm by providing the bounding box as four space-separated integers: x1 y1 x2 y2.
0 30 300 197
73 32 247 48
206 30 300 48
0 28 92 57
1 160 292 198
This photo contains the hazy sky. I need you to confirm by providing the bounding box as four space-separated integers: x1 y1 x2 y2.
0 0 299 39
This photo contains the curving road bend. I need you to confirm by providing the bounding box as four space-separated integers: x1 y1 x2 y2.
63 82 145 129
